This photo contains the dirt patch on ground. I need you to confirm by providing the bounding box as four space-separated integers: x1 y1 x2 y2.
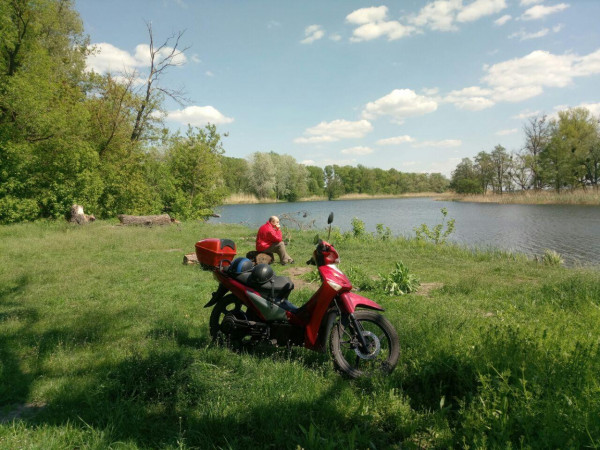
0 402 46 423
280 266 315 290
416 282 444 296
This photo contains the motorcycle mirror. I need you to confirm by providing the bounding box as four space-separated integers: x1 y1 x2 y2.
327 212 334 224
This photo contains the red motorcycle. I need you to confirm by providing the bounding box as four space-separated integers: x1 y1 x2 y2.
196 213 399 378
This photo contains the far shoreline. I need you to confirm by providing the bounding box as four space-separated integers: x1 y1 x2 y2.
222 189 600 206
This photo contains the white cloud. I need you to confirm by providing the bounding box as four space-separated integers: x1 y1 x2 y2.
422 87 440 95
330 33 342 41
341 146 374 155
362 89 438 123
191 54 201 63
133 44 187 67
301 159 316 166
295 119 373 144
166 106 234 126
496 128 519 135
577 102 600 117
494 14 512 26
554 102 600 117
86 43 139 74
86 42 187 75
410 0 463 31
301 24 325 44
412 139 462 148
205 70 214 77
520 0 544 5
509 28 550 40
350 21 415 42
512 109 541 119
346 6 389 25
346 6 415 41
482 49 600 103
376 135 416 145
521 3 570 20
457 0 507 23
444 86 496 110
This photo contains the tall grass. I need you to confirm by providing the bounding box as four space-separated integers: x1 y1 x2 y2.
451 188 600 205
1 221 599 448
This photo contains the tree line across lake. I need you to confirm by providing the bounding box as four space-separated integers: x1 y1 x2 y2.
450 109 600 194
3 1 598 225
0 0 449 224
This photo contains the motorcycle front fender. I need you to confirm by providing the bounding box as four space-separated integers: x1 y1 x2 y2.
338 291 384 314
309 309 338 353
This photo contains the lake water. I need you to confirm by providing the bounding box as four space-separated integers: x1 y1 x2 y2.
209 198 600 266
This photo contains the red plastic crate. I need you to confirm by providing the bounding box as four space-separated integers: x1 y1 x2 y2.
195 238 237 270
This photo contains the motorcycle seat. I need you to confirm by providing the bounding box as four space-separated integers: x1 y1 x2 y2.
230 272 294 302
253 275 294 302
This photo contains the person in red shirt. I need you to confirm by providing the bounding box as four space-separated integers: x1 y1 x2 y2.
256 216 294 265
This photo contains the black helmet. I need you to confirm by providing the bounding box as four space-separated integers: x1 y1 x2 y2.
249 263 274 285
229 257 253 274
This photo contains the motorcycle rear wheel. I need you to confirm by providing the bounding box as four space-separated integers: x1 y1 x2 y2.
330 310 399 378
209 294 253 347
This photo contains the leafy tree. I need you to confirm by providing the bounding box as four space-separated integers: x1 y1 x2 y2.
221 156 251 194
248 152 275 199
324 165 344 200
522 115 550 190
490 145 510 194
305 165 325 196
166 125 226 219
474 151 494 193
0 0 99 222
450 158 482 194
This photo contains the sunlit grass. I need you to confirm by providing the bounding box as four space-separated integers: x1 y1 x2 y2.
1 220 599 448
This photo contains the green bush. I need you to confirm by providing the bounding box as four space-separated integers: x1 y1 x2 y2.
378 261 420 295
414 207 456 244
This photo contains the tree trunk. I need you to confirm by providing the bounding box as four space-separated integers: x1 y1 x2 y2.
117 214 172 226
69 205 95 225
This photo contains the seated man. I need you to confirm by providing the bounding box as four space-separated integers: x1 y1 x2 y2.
256 216 294 265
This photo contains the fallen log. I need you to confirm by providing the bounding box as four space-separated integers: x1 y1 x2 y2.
117 214 172 226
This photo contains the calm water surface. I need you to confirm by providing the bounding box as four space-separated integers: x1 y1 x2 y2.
209 198 600 266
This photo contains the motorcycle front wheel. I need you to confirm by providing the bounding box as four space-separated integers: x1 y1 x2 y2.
330 310 399 378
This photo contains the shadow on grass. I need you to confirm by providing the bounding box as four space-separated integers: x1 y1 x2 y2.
0 275 36 409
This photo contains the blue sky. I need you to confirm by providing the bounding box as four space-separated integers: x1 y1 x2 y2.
78 0 600 176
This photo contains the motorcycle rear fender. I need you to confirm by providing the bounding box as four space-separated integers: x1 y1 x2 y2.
203 283 229 308
338 291 384 314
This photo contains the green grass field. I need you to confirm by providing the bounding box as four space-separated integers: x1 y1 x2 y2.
1 220 599 449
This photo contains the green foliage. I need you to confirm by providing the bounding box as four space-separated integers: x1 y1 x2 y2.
451 108 600 194
378 261 420 295
344 265 376 291
350 217 366 238
414 207 456 244
375 223 392 240
300 269 321 284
